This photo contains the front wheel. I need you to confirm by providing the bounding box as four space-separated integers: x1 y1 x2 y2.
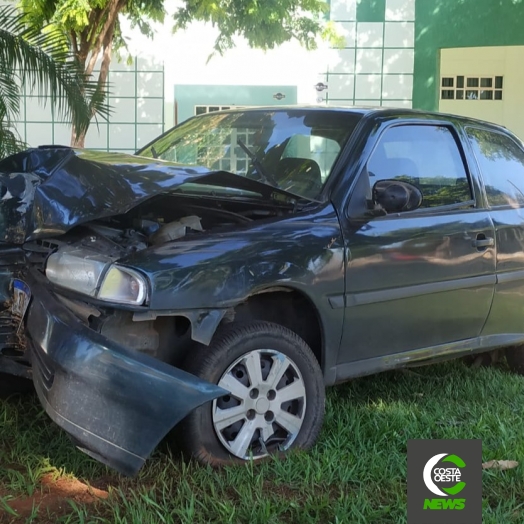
177 321 325 466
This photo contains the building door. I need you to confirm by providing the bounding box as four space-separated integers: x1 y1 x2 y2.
439 46 524 139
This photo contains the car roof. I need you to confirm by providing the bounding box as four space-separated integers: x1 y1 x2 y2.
205 105 512 137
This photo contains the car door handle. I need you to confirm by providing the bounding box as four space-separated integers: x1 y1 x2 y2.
472 235 494 249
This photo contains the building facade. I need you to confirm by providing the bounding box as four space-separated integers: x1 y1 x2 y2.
324 0 524 137
12 0 524 151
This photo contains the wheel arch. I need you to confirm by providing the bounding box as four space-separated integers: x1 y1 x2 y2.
228 286 325 372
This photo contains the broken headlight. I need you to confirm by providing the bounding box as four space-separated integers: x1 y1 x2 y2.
98 266 147 305
46 246 111 297
46 248 148 306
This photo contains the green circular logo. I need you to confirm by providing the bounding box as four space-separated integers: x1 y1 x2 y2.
423 453 466 496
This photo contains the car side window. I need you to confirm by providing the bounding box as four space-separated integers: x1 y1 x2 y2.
466 127 524 208
367 125 472 209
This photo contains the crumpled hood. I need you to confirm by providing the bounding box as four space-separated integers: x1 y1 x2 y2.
0 147 301 244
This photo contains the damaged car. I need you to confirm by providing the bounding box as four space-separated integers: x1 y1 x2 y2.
3 107 524 475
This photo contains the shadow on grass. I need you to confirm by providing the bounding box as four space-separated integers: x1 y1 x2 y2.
2 360 524 523
0 374 33 399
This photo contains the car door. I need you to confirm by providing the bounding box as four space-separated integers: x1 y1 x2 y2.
465 126 524 338
337 122 496 370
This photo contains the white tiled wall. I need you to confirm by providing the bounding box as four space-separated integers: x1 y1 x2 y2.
355 75 383 99
138 72 164 98
109 124 137 149
53 124 73 145
356 22 385 48
136 124 164 148
385 0 415 21
326 0 415 108
329 0 358 21
84 124 108 149
329 48 356 74
25 123 52 145
329 75 356 99
110 72 137 97
111 98 139 123
356 49 384 74
137 99 164 123
336 22 357 47
383 49 415 74
382 74 414 99
384 22 415 48
14 57 164 152
25 97 53 122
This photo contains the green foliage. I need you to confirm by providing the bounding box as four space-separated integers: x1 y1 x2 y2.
173 0 330 55
18 0 330 145
0 5 108 158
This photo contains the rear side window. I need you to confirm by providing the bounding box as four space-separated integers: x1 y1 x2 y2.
466 127 524 207
367 125 472 209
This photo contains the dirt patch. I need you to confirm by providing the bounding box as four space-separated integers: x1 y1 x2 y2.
1 473 109 522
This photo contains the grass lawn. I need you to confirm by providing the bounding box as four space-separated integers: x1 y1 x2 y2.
1 360 524 523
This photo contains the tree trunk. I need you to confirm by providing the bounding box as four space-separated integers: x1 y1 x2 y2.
69 43 113 148
71 126 87 147
69 0 122 147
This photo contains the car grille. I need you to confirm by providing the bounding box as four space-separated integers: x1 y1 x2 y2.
0 310 21 349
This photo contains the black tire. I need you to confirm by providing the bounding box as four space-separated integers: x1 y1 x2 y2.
506 346 524 375
176 321 325 466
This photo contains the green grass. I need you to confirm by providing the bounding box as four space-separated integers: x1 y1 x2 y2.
1 361 524 523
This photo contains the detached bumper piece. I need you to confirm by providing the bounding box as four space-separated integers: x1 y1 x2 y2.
25 272 225 476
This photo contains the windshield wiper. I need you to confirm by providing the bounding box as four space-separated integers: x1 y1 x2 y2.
236 138 279 188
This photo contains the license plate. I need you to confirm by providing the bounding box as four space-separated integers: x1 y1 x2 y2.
12 279 31 328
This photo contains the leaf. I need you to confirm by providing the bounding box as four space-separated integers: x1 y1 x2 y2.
482 460 519 470
0 4 110 157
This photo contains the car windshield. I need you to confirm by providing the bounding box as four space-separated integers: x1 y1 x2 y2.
138 109 362 200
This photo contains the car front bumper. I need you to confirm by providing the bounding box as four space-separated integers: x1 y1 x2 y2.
25 271 225 476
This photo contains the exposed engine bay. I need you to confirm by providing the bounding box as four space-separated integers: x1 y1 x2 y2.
21 194 293 365
26 192 291 275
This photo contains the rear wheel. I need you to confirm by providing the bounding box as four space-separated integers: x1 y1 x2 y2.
177 321 325 465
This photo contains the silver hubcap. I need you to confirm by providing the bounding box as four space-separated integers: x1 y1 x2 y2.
212 349 307 460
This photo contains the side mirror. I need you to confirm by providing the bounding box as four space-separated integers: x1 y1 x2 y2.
372 179 423 214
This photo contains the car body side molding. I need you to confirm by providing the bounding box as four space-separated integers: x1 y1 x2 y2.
335 333 524 382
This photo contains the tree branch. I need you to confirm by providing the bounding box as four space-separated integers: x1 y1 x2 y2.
70 30 78 56
84 0 124 77
86 7 106 52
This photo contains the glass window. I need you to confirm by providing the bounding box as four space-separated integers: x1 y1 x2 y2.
467 128 524 207
138 109 362 200
440 76 503 101
282 135 341 182
367 125 472 209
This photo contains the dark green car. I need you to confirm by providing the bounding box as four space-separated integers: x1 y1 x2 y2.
1 107 524 475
